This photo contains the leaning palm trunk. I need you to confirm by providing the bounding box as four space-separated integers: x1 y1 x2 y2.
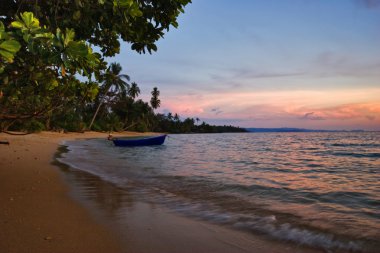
88 100 104 130
123 121 138 130
88 83 112 130
88 62 130 130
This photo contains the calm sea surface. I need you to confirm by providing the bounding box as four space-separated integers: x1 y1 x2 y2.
58 132 380 252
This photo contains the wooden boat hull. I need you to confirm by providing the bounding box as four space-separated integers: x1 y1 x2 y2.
113 135 167 147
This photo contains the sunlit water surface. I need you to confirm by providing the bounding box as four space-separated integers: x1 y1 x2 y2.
58 132 380 252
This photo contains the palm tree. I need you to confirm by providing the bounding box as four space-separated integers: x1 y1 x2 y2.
150 87 161 110
128 82 141 100
174 113 180 122
89 63 130 130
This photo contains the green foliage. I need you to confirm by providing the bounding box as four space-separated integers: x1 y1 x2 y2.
2 69 245 133
0 2 244 135
25 119 45 132
88 62 131 130
0 21 21 72
0 39 21 63
0 0 192 56
0 12 101 129
11 12 40 30
0 0 191 131
134 121 149 132
12 118 46 132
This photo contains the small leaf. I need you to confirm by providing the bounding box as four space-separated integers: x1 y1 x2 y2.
66 41 88 57
21 12 39 28
150 44 157 52
114 0 133 7
130 7 143 17
3 75 8 84
11 21 24 29
0 31 9 40
0 49 15 62
64 29 76 46
73 10 81 20
61 65 66 76
35 32 54 39
52 36 63 49
49 79 59 90
23 33 31 43
0 40 21 53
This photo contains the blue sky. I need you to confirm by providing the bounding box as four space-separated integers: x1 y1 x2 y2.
112 0 380 130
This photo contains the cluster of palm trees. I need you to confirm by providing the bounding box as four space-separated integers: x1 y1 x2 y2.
87 62 161 131
78 62 246 133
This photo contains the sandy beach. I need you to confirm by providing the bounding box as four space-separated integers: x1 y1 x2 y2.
0 131 322 253
0 132 125 253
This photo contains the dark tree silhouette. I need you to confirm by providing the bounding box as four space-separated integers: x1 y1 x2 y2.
150 87 161 109
89 63 130 129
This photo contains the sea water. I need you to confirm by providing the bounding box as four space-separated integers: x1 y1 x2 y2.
57 132 380 252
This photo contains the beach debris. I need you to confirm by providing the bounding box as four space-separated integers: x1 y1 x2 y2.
0 140 10 145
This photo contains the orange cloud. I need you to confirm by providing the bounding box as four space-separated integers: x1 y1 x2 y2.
159 87 380 129
293 103 380 121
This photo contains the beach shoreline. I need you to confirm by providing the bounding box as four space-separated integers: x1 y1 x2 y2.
0 131 129 253
0 131 323 253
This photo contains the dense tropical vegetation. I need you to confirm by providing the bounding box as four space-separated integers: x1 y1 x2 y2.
0 1 245 134
152 114 247 133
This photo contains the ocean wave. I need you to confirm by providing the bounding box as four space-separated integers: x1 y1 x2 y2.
168 200 365 252
235 221 362 252
330 143 380 148
331 152 380 158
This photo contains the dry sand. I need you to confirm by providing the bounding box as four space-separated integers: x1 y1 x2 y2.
0 131 322 253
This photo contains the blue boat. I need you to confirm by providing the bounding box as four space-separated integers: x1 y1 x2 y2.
112 135 167 147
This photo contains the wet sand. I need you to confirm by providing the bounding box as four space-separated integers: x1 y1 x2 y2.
0 131 323 253
0 132 125 253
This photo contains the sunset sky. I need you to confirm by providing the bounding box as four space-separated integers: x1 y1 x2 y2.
113 0 380 130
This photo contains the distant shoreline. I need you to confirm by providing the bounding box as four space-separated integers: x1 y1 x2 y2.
245 127 376 133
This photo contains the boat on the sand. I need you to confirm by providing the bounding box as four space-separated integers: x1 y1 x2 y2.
112 135 167 147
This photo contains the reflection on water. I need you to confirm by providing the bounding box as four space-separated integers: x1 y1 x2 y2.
57 132 380 253
57 161 135 220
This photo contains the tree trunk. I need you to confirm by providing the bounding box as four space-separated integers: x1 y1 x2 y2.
88 101 103 130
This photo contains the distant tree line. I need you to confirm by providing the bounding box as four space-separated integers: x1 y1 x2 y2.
153 113 246 133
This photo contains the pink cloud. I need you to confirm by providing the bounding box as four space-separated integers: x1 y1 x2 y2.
158 88 380 130
293 103 380 121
